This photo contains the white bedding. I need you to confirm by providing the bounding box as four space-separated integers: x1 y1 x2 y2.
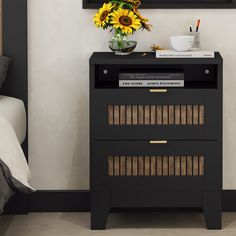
0 116 33 190
0 95 26 144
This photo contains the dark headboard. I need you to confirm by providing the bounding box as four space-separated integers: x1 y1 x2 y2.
2 0 27 108
1 0 28 160
1 0 29 214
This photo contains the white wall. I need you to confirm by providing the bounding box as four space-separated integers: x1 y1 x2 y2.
28 0 236 190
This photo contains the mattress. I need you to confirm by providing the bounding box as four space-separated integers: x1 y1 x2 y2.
0 96 26 144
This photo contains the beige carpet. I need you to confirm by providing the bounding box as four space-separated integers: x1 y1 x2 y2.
1 212 236 236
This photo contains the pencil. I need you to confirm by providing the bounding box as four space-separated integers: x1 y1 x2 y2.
196 19 201 32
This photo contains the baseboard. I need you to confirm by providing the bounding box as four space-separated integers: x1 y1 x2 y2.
5 193 29 214
29 190 90 212
29 190 236 212
222 190 236 212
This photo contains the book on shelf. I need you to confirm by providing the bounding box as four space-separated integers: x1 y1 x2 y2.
155 50 215 58
119 72 184 80
119 72 184 87
119 80 184 87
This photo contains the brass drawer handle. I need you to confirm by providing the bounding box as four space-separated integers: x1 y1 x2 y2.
149 89 167 93
150 140 168 144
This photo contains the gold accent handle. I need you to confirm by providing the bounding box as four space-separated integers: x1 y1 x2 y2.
150 140 168 144
149 89 167 93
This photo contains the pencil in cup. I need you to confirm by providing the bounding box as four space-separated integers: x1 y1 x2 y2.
189 31 201 51
189 19 201 50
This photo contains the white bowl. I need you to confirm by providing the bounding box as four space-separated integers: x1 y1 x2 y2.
170 35 194 52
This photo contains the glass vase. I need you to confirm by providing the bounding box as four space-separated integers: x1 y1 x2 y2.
109 31 137 55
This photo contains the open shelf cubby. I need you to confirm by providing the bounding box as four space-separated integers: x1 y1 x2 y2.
94 64 218 89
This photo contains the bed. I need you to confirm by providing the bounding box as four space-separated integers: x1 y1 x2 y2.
0 96 26 145
0 0 33 214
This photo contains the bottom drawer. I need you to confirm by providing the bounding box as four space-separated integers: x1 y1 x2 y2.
91 141 221 191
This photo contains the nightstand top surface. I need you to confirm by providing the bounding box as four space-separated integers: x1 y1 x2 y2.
90 52 223 65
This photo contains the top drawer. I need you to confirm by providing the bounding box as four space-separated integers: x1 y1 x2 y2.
91 89 221 140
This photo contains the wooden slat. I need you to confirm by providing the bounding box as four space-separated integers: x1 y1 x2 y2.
126 156 132 176
108 156 113 176
163 105 168 125
181 156 186 176
163 156 168 176
175 105 180 125
126 105 132 125
156 105 162 125
138 105 144 125
120 156 126 176
193 156 199 176
108 104 204 126
156 156 162 176
132 105 138 125
169 156 174 176
120 105 126 125
132 156 138 176
150 105 156 125
187 156 193 176
108 105 113 125
175 156 181 176
169 105 174 125
144 105 150 125
150 156 156 176
144 156 150 176
199 105 204 125
114 156 120 176
114 105 120 125
138 156 144 176
187 105 193 125
199 156 204 176
109 155 204 177
181 105 187 125
193 105 199 125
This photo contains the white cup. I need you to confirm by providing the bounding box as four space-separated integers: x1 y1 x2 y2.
189 32 201 51
170 35 195 52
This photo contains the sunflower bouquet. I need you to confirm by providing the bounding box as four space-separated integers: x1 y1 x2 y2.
93 0 151 55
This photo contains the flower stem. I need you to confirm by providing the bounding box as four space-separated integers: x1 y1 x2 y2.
114 29 127 49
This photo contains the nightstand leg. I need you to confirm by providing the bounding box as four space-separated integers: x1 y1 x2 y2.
91 191 110 230
203 191 222 230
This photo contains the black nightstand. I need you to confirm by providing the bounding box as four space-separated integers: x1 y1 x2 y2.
89 52 223 230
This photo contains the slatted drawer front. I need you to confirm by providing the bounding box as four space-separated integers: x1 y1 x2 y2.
108 104 204 126
108 155 204 177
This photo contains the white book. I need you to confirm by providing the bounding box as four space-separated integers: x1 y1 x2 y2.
119 80 184 87
156 50 215 58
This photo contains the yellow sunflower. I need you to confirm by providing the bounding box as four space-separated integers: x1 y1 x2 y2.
110 9 141 34
134 9 148 23
125 0 141 8
93 3 113 28
133 9 152 31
